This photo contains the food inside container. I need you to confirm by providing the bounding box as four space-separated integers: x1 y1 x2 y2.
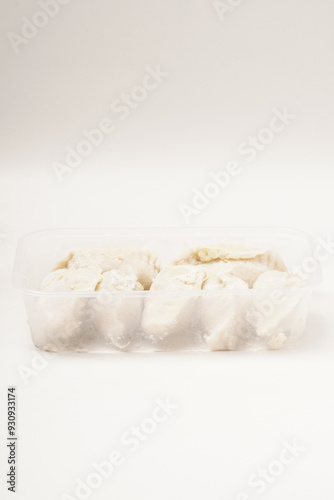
13 228 321 352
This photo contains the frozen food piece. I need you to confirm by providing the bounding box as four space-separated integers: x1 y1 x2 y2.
97 266 143 292
40 267 103 292
203 268 249 291
37 295 95 351
142 265 205 344
174 244 288 277
150 265 205 291
200 271 249 350
119 248 160 290
199 259 269 288
55 248 123 273
253 270 303 290
39 267 103 350
93 265 143 349
251 271 305 348
228 261 272 288
175 243 268 264
198 260 234 277
56 246 160 290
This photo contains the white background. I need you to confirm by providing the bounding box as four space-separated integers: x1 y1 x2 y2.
1 1 334 499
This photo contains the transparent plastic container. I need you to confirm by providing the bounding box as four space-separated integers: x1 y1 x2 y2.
13 227 321 352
